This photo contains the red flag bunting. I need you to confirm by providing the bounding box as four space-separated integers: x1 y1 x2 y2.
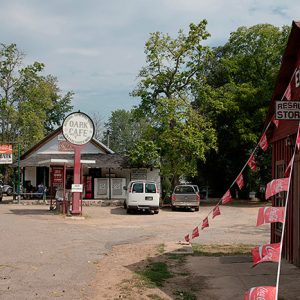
284 157 293 177
271 115 280 128
221 190 232 205
256 207 285 226
236 173 244 190
259 133 268 152
184 234 190 243
244 286 276 300
192 227 199 239
251 243 280 267
296 125 300 151
247 154 257 172
212 205 221 219
265 178 289 199
284 83 292 100
201 217 209 229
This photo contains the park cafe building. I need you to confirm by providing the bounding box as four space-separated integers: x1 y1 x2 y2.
265 20 300 267
19 126 160 201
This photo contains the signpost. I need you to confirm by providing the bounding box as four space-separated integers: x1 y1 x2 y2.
62 112 94 215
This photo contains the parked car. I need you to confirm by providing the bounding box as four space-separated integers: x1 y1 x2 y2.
123 180 160 214
171 185 200 211
0 180 13 196
0 185 2 201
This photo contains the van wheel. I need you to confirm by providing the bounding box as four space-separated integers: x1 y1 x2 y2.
154 210 159 214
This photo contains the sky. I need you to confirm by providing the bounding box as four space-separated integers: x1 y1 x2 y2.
0 0 299 121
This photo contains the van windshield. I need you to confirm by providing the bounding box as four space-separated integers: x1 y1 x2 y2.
145 183 156 193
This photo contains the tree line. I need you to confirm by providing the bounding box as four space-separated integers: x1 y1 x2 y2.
104 21 290 198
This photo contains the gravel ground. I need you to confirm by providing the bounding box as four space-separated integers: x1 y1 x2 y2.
0 200 270 299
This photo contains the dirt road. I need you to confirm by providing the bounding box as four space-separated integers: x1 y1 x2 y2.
0 202 270 299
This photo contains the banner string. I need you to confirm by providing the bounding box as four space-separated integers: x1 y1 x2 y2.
275 120 300 299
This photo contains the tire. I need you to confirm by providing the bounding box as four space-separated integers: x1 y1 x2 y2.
171 205 176 211
154 210 159 214
126 208 131 214
0 196 2 202
6 188 13 196
123 201 127 209
195 206 199 212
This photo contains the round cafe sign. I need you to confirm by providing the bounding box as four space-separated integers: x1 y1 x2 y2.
62 112 95 145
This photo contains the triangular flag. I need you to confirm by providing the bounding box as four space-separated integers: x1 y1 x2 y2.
284 83 292 100
259 133 268 152
192 227 199 239
184 234 190 243
221 190 232 205
201 217 209 229
272 115 280 128
256 207 285 226
265 178 289 199
212 205 221 219
296 125 300 151
284 157 294 177
236 173 244 190
251 243 280 267
247 154 257 172
244 286 276 300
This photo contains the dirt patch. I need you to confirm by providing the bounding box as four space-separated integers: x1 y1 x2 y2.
91 241 224 300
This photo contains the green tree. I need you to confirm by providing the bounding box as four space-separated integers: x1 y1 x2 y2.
103 109 148 153
194 24 290 195
0 43 73 150
131 20 217 188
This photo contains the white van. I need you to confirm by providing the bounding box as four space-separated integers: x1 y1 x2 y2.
124 180 160 214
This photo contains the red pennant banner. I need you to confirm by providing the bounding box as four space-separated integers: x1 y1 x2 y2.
192 227 199 239
212 205 221 219
247 154 257 172
284 158 293 177
244 286 276 300
184 234 190 243
221 190 232 205
265 178 289 199
259 133 268 152
201 217 209 229
236 173 244 190
296 125 300 151
256 207 285 226
251 243 280 267
284 83 292 100
271 115 279 128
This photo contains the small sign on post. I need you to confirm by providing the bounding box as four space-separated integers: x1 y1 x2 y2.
71 184 83 193
275 101 300 120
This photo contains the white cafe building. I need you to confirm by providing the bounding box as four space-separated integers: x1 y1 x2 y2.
19 126 160 201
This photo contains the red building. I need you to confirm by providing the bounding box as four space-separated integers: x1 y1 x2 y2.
266 21 300 267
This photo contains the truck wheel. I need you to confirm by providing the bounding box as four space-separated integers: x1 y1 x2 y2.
6 188 13 196
195 206 199 211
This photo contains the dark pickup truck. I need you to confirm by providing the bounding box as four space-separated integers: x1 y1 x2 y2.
171 185 200 211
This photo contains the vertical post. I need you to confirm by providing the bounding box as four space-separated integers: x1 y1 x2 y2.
72 145 82 215
17 143 21 204
108 168 111 200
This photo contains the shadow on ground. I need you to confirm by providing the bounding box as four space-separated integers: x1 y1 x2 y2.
8 209 54 216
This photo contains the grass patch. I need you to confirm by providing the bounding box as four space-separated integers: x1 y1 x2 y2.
174 290 197 300
137 262 173 287
192 244 254 256
166 253 187 264
157 243 165 254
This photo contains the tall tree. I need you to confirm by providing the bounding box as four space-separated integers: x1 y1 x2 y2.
103 109 147 153
131 21 217 188
0 43 73 150
194 24 290 195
